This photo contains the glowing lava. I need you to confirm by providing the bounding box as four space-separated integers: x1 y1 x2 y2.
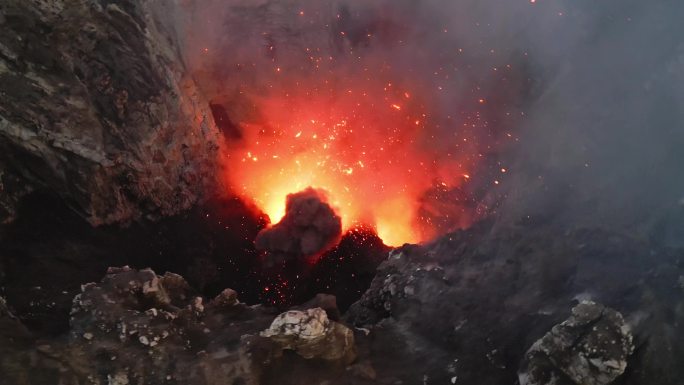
220 78 476 246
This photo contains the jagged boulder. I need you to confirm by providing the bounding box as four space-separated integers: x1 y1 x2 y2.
48 266 362 384
68 266 266 385
519 301 634 385
260 307 356 364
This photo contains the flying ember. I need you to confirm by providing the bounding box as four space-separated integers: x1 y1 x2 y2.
186 1 518 248
220 74 476 246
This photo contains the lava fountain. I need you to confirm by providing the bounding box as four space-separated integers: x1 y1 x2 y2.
183 0 524 247
219 77 478 246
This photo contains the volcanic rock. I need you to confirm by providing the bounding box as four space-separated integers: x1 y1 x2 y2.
296 293 342 321
0 266 362 385
2 222 684 385
345 222 684 385
0 295 32 351
260 308 356 364
211 288 240 308
255 188 343 262
0 0 221 225
68 266 268 385
518 301 633 385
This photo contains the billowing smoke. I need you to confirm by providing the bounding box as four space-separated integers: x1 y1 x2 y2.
255 188 342 261
172 0 684 245
489 0 684 240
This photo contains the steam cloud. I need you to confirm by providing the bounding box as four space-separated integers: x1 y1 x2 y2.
174 0 684 244
255 188 342 260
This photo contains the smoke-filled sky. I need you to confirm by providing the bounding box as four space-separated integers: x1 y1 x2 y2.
172 0 684 244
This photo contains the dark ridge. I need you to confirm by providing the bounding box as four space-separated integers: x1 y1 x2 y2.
0 190 389 336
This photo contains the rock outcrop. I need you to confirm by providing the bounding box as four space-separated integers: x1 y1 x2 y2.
345 223 684 385
1 224 684 385
260 308 356 364
68 266 267 385
0 266 363 385
518 301 633 385
0 0 221 224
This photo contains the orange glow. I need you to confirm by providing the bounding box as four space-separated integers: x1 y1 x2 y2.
178 0 527 250
218 69 478 247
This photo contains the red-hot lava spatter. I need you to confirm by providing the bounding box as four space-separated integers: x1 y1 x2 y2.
219 75 487 246
197 3 520 248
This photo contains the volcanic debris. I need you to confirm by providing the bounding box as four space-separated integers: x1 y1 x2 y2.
518 301 634 385
0 266 362 385
255 188 343 262
260 307 356 363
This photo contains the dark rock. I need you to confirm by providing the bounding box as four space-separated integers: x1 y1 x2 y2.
0 296 32 350
2 221 684 385
211 288 240 308
296 293 342 321
3 266 360 385
67 266 271 384
0 0 221 225
518 301 633 385
255 188 343 263
345 222 684 385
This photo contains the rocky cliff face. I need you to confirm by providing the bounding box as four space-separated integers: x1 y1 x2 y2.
0 0 221 224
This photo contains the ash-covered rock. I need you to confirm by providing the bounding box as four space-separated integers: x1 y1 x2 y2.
346 245 438 325
255 188 343 263
69 266 267 384
42 266 363 385
2 223 684 385
345 222 684 385
0 0 221 225
518 301 633 385
260 307 356 364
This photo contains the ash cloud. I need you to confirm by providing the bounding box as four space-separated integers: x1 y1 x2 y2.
174 0 684 243
486 0 684 239
255 188 342 260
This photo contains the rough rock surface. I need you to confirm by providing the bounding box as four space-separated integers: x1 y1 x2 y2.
0 0 220 224
1 222 684 385
261 308 356 363
0 296 32 379
0 266 366 385
345 221 684 385
519 301 633 385
67 266 268 385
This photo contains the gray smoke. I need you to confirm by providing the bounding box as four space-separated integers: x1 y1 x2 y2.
491 0 684 238
174 0 684 242
255 188 342 259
